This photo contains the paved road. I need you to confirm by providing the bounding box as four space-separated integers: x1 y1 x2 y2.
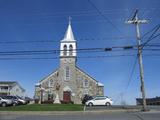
85 105 160 111
0 111 160 120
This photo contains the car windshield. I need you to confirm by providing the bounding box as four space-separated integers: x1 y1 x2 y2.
17 96 23 99
94 96 106 100
11 96 18 99
0 96 7 99
5 96 12 99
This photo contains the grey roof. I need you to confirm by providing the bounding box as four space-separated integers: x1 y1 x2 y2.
97 82 104 87
0 81 17 85
0 81 25 91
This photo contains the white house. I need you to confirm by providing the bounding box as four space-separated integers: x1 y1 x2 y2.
0 81 25 97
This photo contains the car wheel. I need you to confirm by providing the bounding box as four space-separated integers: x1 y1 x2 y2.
88 102 93 107
13 103 17 106
2 102 7 107
105 102 111 106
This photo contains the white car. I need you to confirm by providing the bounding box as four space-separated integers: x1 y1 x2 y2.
85 96 113 106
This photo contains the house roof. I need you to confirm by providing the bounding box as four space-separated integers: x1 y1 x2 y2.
0 81 25 91
97 82 104 87
0 81 17 85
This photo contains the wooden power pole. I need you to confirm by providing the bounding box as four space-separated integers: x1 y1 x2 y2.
126 9 148 111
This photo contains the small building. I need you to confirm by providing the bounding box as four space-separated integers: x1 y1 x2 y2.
136 97 160 105
0 81 25 97
34 20 104 104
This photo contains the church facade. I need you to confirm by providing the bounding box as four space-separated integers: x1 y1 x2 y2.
34 21 104 104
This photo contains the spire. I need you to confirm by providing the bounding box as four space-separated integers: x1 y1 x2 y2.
62 17 75 41
60 17 77 57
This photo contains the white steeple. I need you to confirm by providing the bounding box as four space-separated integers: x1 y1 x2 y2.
62 17 75 41
60 17 77 57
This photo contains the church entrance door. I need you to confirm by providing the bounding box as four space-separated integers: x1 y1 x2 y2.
63 91 71 103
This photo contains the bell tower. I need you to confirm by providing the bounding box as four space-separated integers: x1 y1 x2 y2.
60 18 77 59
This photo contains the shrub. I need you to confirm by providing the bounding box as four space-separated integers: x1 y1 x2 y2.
41 100 54 104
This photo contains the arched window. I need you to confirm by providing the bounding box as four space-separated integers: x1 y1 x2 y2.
63 45 67 56
69 44 73 56
65 66 70 81
49 79 54 87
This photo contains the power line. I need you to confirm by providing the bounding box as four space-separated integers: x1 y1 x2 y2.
124 55 138 92
0 53 160 61
0 36 137 44
141 24 160 39
0 45 137 55
142 25 160 48
4 7 160 18
87 0 122 33
0 54 136 60
0 44 159 56
143 48 160 51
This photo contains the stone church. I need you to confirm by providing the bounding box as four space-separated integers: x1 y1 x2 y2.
34 20 104 104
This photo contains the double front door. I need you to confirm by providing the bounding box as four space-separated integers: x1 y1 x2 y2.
63 91 71 103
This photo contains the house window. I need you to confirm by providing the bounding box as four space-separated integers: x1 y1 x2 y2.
83 79 89 87
63 45 67 56
1 86 8 90
16 88 19 92
65 66 70 81
69 44 73 56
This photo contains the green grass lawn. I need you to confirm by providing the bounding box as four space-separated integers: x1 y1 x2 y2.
0 104 83 111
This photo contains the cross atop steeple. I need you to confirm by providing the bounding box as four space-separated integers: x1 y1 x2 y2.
68 16 72 25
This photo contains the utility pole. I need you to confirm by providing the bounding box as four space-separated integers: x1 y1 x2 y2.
126 9 148 111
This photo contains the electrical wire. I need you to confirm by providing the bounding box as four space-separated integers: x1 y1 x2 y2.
142 26 160 48
141 24 160 39
124 55 138 92
0 54 136 60
87 0 122 33
0 36 136 44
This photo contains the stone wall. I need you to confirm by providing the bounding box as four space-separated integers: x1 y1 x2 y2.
34 58 104 104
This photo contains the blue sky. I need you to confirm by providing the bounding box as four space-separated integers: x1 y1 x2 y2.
0 0 160 105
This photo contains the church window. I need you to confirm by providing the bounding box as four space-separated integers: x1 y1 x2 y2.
69 44 73 56
83 79 89 87
77 76 82 81
83 89 89 95
49 79 54 87
63 45 67 56
65 66 70 81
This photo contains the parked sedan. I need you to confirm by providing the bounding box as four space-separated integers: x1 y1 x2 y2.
3 95 19 106
0 96 13 107
85 96 113 106
16 96 27 105
4 95 27 105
